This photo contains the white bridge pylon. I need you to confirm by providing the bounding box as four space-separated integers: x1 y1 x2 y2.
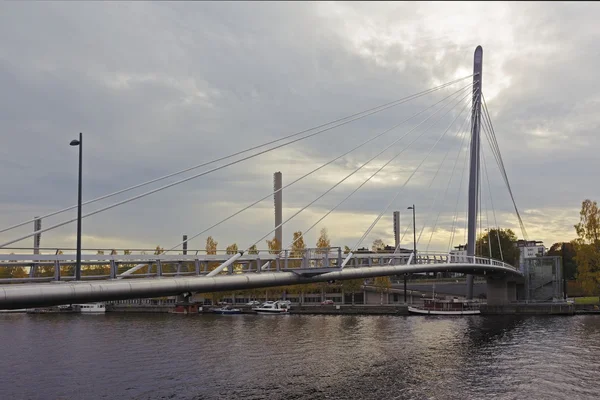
0 251 521 309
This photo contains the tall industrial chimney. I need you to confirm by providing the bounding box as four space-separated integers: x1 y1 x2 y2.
274 172 282 248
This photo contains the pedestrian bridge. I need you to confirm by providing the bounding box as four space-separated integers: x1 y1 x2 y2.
0 250 521 309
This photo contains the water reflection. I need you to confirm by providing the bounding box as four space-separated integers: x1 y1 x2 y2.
1 314 599 400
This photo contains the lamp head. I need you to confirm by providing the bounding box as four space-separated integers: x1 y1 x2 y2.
70 139 80 146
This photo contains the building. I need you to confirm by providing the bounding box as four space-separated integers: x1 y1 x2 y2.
515 240 546 271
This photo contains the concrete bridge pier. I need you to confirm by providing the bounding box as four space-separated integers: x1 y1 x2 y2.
486 275 517 305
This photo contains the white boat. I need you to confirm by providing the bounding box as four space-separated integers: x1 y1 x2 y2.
72 303 106 313
409 298 480 315
211 305 242 315
252 301 290 315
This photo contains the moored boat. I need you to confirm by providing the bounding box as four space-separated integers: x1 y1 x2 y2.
72 303 106 313
409 298 480 315
252 301 290 315
211 305 242 315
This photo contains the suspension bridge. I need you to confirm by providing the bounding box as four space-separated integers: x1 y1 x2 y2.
0 46 528 309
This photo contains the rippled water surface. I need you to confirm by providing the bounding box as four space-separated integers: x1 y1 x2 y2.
1 313 600 399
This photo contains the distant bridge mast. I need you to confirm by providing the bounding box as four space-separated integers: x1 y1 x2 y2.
466 46 483 299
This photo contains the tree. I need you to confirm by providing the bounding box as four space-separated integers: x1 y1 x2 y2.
373 276 391 305
316 228 331 267
226 243 238 254
226 243 241 273
547 242 578 280
248 244 258 255
289 231 313 304
205 237 218 255
265 237 281 254
574 199 600 294
344 246 351 254
154 246 164 255
0 254 27 279
205 236 219 273
372 239 385 252
316 228 330 250
341 278 363 305
474 228 520 267
290 231 306 268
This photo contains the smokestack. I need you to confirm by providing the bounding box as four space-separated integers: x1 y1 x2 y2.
274 172 282 248
393 211 400 248
34 217 41 255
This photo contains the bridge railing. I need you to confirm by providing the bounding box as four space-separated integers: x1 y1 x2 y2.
0 249 517 283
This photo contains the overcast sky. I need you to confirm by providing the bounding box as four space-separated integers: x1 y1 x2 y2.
1 2 598 254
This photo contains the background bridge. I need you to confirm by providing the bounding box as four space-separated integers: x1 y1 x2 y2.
0 46 528 308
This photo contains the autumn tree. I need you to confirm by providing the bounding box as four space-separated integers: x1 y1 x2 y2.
287 231 314 304
316 228 331 250
0 254 27 279
373 276 391 305
248 244 258 255
226 243 242 273
474 228 520 267
290 231 306 268
372 239 386 252
574 200 600 294
205 236 218 267
266 237 281 255
547 241 578 280
226 243 238 254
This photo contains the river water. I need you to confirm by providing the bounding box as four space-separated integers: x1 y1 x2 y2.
1 313 599 399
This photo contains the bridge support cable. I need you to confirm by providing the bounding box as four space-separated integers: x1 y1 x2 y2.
481 144 504 261
344 91 476 261
162 83 476 254
0 76 475 236
285 91 475 252
121 86 476 277
481 94 528 240
232 85 476 269
413 107 472 241
207 86 476 276
481 154 493 259
423 121 471 252
0 85 477 250
447 131 472 252
415 105 473 251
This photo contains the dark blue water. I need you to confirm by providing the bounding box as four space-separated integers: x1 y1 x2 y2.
1 313 599 399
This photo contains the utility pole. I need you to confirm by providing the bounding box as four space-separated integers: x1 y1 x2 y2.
466 46 483 300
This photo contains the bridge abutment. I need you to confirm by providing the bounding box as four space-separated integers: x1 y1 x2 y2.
486 275 519 305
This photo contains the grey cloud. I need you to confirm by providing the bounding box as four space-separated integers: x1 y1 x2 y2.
1 2 598 253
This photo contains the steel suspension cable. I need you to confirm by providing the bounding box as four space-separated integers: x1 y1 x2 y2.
424 116 472 251
481 94 528 240
481 129 504 261
417 102 473 250
347 94 474 254
249 86 475 253
0 75 475 235
448 130 472 252
163 83 475 253
286 91 474 250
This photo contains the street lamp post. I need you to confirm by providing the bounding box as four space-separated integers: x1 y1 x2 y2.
70 133 83 281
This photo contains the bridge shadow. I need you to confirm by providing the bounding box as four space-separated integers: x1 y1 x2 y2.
464 315 527 347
